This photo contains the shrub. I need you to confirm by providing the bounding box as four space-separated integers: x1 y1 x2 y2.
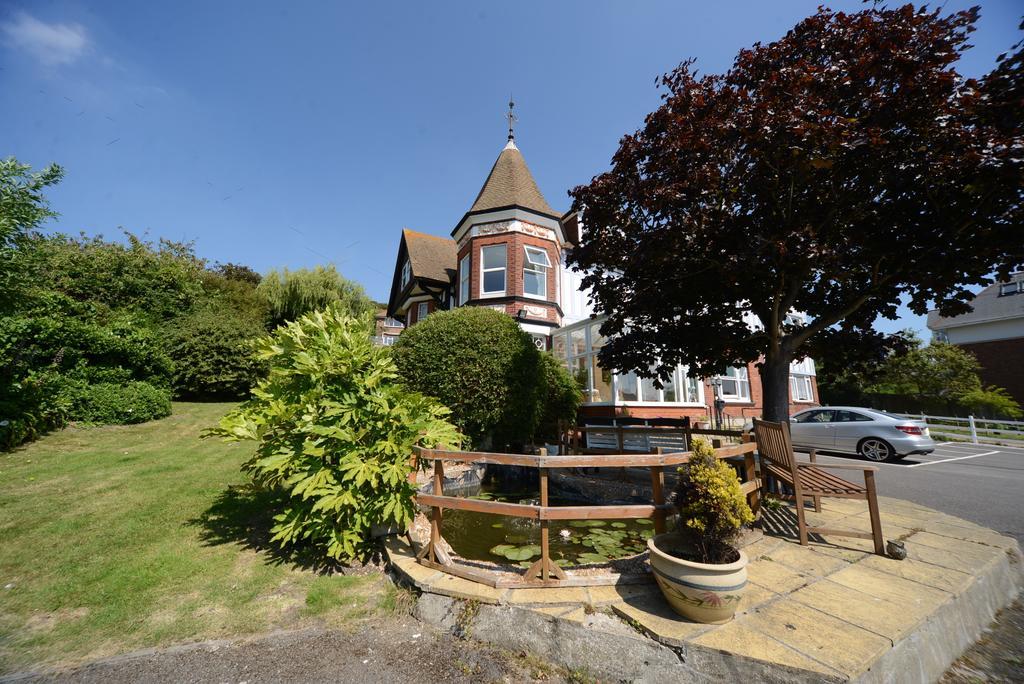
208 308 462 563
537 353 583 442
257 265 373 329
958 386 1023 419
392 307 545 449
165 310 267 400
69 381 172 425
672 439 754 564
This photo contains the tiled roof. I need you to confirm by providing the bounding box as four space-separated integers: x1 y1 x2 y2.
403 228 456 284
927 275 1024 329
468 140 557 217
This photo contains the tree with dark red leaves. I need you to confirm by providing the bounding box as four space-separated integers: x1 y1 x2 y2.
568 5 1023 421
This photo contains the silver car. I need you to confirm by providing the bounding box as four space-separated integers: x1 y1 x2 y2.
789 407 936 463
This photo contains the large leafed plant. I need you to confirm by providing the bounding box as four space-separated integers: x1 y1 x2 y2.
209 308 462 562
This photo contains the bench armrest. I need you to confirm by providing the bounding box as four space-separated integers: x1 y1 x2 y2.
796 462 879 473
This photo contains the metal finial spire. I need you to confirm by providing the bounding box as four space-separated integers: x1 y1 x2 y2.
506 97 517 141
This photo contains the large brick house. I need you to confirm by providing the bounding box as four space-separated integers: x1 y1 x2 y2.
927 273 1024 405
387 132 819 425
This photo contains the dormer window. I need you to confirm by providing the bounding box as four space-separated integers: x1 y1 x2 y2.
401 259 411 288
523 246 551 299
481 244 506 296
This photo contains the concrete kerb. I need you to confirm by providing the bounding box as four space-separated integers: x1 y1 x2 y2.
388 499 1023 683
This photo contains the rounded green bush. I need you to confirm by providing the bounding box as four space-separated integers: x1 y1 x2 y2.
537 353 582 442
392 307 545 449
70 381 172 425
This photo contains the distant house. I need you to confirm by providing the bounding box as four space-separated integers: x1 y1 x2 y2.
927 274 1024 404
373 308 404 347
386 130 818 425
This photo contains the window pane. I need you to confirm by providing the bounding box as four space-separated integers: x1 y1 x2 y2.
662 371 677 403
572 357 590 399
721 379 738 396
589 323 605 349
524 246 551 267
552 334 567 360
592 357 612 402
684 376 700 403
483 270 505 293
482 244 506 269
524 269 545 297
569 329 586 356
640 375 659 402
617 372 638 402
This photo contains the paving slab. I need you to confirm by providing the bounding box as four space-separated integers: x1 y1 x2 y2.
389 496 1023 683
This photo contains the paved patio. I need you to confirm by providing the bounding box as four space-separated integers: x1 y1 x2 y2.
387 496 1023 682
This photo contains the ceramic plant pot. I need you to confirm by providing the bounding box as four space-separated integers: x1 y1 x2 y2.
647 533 748 624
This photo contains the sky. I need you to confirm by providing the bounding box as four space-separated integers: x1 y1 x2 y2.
2 1 1021 335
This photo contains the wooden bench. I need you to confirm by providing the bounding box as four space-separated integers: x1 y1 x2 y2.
753 419 884 555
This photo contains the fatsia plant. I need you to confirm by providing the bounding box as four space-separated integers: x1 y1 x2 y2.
209 307 462 562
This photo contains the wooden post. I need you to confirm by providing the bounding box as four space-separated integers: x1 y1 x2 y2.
865 470 885 556
616 426 625 453
651 448 667 535
430 460 444 563
539 455 550 580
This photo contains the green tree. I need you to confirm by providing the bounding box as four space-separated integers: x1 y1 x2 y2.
537 354 583 443
0 158 63 310
868 336 982 401
567 6 1023 421
208 309 461 562
392 307 545 450
257 265 373 329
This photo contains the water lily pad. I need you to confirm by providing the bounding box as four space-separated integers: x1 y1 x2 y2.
576 552 609 564
568 520 606 528
491 522 504 528
504 545 541 561
489 544 515 557
610 522 627 528
635 519 653 526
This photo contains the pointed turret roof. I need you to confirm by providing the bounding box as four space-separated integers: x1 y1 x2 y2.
468 140 557 218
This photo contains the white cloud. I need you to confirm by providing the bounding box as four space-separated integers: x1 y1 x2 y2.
1 12 89 66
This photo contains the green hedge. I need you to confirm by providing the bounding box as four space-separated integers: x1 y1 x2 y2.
70 381 172 425
393 307 546 449
165 310 267 400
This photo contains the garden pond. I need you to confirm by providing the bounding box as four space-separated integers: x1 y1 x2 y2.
439 483 672 567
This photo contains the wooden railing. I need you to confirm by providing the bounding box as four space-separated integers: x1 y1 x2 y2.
411 440 760 588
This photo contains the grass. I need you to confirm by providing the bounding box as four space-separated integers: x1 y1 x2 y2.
0 403 390 673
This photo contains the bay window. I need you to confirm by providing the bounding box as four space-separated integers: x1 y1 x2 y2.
523 245 551 298
480 244 506 296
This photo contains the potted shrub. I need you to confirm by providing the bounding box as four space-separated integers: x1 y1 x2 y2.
647 438 754 623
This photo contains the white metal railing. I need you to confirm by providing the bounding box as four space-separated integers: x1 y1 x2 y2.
892 412 1024 445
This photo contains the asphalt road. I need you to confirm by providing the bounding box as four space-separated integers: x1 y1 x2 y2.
810 441 1024 543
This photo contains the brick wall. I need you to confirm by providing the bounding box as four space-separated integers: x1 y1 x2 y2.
958 337 1024 405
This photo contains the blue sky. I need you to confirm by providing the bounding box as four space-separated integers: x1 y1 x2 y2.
2 1 1020 335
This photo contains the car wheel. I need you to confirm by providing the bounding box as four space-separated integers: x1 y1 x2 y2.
858 438 897 462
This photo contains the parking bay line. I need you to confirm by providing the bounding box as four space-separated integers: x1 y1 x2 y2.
904 450 1001 468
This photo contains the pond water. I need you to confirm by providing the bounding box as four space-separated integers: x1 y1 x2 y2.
439 483 668 567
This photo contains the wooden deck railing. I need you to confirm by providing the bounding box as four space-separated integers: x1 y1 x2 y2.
411 440 760 588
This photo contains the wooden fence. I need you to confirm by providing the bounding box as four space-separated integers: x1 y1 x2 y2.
411 439 760 588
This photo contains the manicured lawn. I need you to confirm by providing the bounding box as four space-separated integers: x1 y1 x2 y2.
0 403 391 673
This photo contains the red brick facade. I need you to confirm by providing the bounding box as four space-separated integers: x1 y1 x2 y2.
958 337 1024 405
456 224 561 329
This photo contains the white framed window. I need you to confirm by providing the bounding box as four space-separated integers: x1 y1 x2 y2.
400 259 411 288
523 245 551 299
417 301 429 321
381 334 397 346
383 317 404 328
459 254 471 305
480 244 506 296
999 281 1021 296
717 366 750 401
790 375 813 402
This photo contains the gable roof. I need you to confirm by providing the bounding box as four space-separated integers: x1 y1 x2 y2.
403 228 456 283
468 140 557 218
927 275 1024 330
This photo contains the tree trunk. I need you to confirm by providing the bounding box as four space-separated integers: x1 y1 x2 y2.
758 353 792 422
